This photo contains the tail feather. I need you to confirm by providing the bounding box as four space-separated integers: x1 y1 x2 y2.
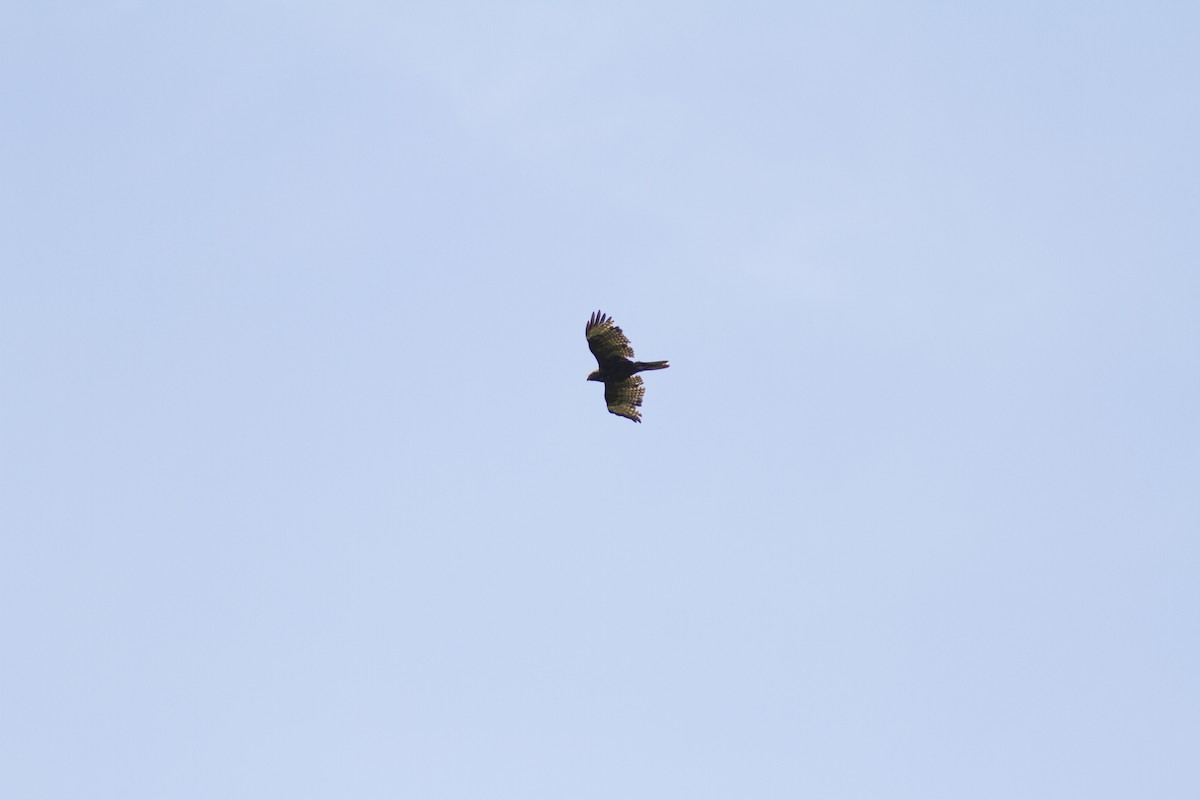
633 360 670 372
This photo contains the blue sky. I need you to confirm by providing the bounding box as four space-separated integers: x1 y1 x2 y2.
2 2 1197 797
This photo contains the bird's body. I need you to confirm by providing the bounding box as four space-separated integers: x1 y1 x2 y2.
586 359 669 384
585 310 670 423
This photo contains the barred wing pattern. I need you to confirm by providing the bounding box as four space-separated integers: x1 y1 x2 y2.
604 375 645 423
586 311 635 365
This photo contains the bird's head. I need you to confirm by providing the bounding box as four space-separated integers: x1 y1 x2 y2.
586 370 602 382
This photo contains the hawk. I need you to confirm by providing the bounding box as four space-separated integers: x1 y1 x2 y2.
585 310 670 423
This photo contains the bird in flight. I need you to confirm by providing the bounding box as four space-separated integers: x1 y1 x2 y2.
585 310 670 423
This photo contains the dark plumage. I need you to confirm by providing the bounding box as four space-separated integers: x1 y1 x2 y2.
585 310 670 423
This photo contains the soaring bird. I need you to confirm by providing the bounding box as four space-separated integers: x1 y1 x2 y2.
585 310 670 423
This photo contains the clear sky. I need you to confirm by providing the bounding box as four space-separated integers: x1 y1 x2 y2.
2 2 1197 798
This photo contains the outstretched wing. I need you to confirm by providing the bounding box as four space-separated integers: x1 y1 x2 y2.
586 310 635 366
603 375 645 423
